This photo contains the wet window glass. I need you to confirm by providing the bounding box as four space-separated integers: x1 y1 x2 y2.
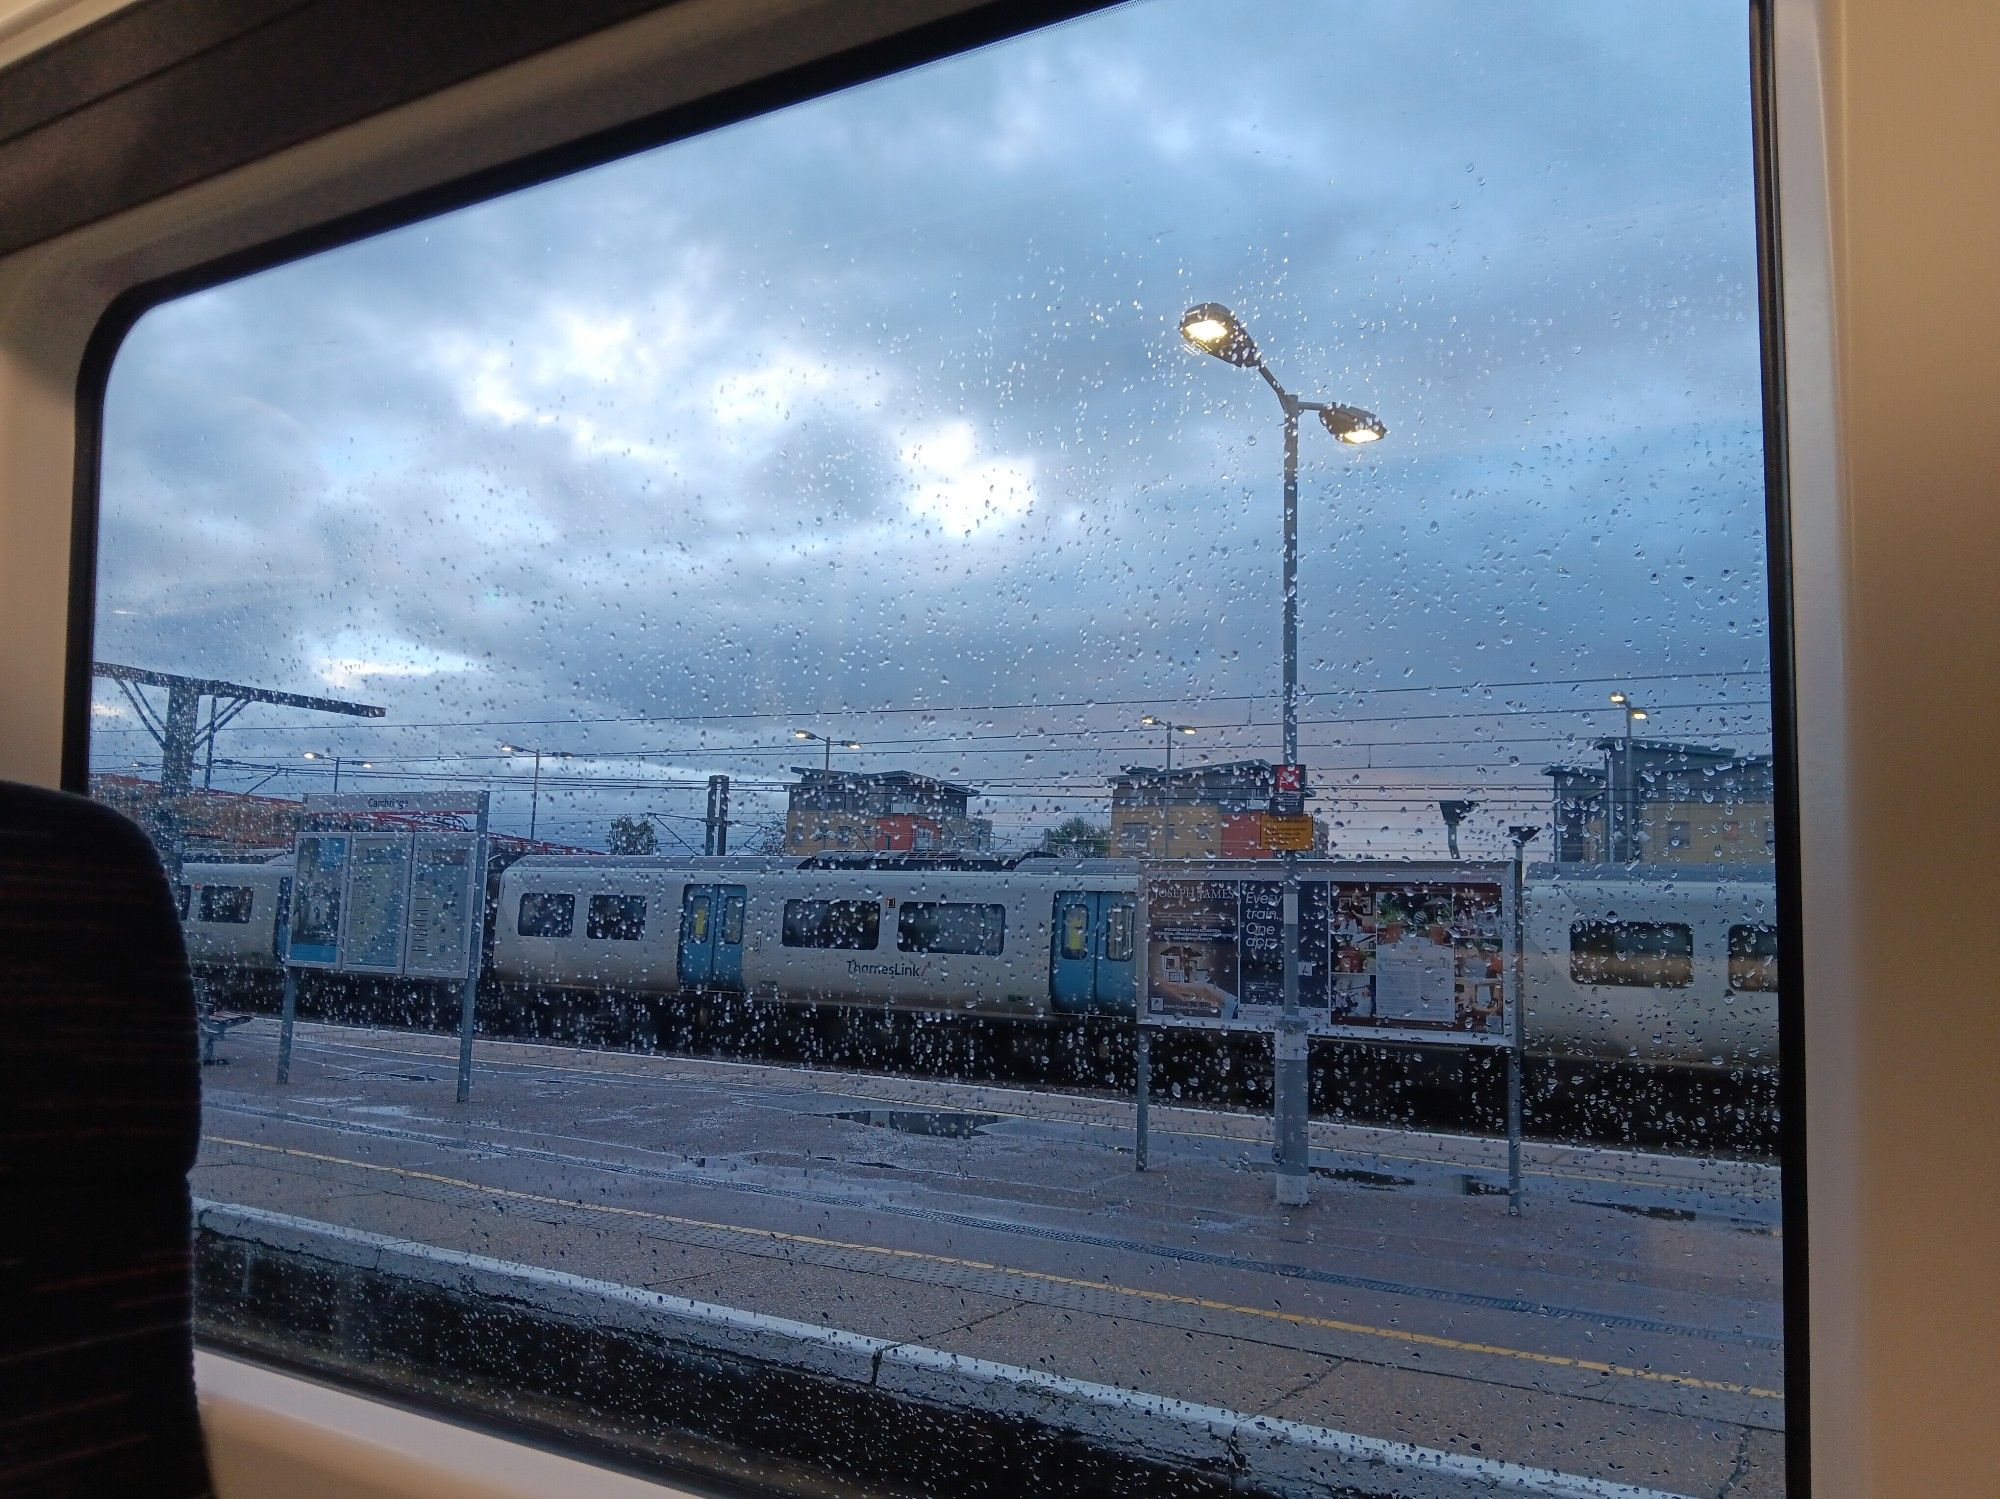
781 898 881 950
516 892 575 937
88 0 1786 1493
896 901 1005 955
1570 919 1696 988
585 893 646 941
198 885 254 924
174 883 190 919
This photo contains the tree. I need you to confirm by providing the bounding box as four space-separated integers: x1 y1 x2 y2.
607 815 657 855
1041 816 1110 857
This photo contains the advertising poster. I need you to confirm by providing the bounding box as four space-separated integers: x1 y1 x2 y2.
405 833 482 979
342 834 412 972
285 833 349 967
1142 862 1514 1045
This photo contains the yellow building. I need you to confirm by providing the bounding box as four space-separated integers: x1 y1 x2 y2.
1546 742 1774 865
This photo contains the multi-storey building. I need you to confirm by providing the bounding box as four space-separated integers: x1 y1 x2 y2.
1545 741 1775 864
783 769 990 855
1106 760 1323 859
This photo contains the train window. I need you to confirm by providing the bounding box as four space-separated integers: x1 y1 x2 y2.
1104 903 1135 963
87 0 1789 1492
516 892 575 938
1569 920 1696 988
173 883 190 919
1058 901 1090 960
896 901 1005 956
586 894 646 941
198 885 254 924
1729 922 1780 991
781 898 881 950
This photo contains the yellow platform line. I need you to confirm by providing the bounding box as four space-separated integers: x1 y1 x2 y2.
201 1132 1782 1402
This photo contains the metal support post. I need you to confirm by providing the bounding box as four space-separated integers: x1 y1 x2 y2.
455 972 479 1104
456 820 489 1104
1134 1025 1151 1172
1273 400 1311 1208
276 969 299 1084
1505 1046 1523 1215
1505 826 1538 1214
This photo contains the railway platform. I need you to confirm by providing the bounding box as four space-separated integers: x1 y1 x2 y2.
193 1020 1784 1498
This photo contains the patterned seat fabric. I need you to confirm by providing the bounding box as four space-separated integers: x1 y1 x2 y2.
0 782 213 1498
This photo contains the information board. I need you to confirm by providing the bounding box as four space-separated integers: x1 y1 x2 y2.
405 832 482 979
1140 860 1515 1046
281 794 488 981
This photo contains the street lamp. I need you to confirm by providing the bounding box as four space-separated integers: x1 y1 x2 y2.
1605 694 1648 862
498 743 567 842
1180 300 1387 1208
1138 714 1200 773
1139 715 1201 859
792 727 861 774
302 750 371 793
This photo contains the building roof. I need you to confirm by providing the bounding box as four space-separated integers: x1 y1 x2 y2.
788 767 979 797
1110 758 1273 784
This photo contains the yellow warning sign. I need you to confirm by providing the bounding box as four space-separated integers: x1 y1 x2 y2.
1262 814 1315 851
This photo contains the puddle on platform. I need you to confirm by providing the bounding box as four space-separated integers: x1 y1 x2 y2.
833 1108 1001 1139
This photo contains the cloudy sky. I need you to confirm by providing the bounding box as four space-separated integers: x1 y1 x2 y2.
89 0 1770 854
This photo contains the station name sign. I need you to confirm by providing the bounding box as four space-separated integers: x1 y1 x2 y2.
1139 860 1515 1047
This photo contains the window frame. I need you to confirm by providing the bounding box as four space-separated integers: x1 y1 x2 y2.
198 883 255 924
516 891 577 939
1568 918 1697 989
10 0 1843 1490
781 897 882 951
585 892 647 942
895 900 1006 956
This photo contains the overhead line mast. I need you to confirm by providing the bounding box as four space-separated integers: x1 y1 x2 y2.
93 661 385 874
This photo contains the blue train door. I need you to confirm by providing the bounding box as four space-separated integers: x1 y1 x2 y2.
679 884 746 991
1050 891 1137 1014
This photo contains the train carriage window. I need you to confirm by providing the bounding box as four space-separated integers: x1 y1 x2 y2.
1570 919 1695 988
586 894 646 941
1104 903 1135 963
199 885 254 924
897 901 1005 955
1058 901 1091 961
781 898 881 950
85 0 1790 1492
517 892 575 938
1728 922 1780 991
173 883 190 919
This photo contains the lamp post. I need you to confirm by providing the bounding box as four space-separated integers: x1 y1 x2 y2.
1439 798 1478 860
302 750 371 794
1606 694 1648 861
498 743 565 842
1179 301 1386 1208
792 727 861 774
1140 715 1199 858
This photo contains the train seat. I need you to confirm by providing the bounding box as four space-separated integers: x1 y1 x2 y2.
0 780 214 1497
